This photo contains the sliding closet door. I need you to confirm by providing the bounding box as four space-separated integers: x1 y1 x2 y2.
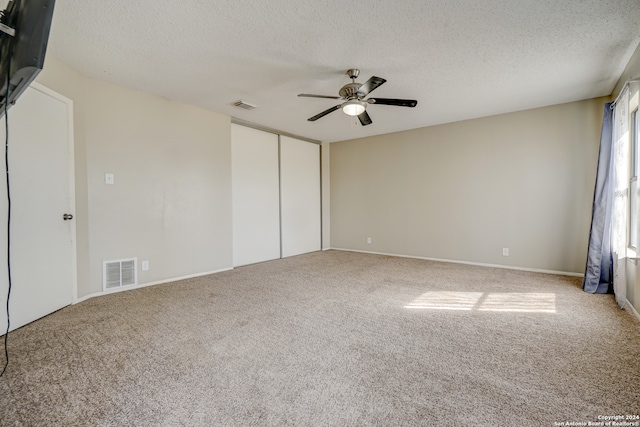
280 136 321 257
231 124 280 267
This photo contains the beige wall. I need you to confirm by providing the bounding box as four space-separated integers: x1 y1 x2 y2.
36 56 233 298
330 98 605 274
321 142 330 249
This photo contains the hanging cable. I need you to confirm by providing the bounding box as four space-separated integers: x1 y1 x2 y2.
0 40 12 378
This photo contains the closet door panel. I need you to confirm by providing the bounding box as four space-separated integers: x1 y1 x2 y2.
280 136 321 257
231 124 280 266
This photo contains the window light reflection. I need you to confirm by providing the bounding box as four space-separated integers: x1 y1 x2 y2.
404 291 483 310
404 291 556 313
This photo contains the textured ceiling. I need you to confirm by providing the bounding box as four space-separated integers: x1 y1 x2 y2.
47 0 640 143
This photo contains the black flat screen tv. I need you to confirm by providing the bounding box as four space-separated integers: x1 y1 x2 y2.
0 0 55 116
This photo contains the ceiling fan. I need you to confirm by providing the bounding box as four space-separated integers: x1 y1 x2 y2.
298 69 418 126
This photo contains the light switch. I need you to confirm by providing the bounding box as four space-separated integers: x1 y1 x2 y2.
105 173 114 185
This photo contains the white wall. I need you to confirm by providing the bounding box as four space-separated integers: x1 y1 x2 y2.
330 98 604 274
37 56 232 297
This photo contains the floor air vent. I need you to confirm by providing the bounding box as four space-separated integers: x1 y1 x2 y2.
103 258 137 291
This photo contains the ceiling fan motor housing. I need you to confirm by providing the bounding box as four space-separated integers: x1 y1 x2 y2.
339 82 363 99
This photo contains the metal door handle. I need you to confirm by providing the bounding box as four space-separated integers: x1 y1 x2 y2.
63 213 73 221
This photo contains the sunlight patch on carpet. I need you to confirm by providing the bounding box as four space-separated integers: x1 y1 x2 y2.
403 291 484 310
404 291 556 313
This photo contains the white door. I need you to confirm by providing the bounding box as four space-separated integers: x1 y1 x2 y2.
231 124 281 267
0 83 75 333
280 136 321 257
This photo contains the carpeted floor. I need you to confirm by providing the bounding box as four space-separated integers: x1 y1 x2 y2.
1 250 639 426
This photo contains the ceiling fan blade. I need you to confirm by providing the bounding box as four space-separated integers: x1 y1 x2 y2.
357 76 386 97
298 93 342 99
358 110 372 126
368 98 418 107
308 104 342 121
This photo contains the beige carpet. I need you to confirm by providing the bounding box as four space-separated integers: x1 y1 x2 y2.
1 250 639 426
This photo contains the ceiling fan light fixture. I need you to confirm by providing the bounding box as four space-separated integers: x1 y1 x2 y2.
342 100 366 116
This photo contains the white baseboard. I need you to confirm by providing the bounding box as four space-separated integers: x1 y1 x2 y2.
74 267 233 305
329 247 584 277
75 292 103 304
625 299 640 322
75 250 586 304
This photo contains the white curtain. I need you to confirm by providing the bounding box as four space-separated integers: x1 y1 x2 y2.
612 86 630 308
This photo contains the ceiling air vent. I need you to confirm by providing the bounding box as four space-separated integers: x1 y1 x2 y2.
232 100 257 110
103 258 137 291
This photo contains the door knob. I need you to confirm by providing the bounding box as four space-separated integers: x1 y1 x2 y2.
63 213 73 221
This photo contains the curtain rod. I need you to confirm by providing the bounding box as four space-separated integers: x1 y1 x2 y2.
610 76 640 109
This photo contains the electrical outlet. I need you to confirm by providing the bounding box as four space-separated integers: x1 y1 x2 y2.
502 248 510 256
141 260 149 271
105 173 114 185
367 237 372 244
